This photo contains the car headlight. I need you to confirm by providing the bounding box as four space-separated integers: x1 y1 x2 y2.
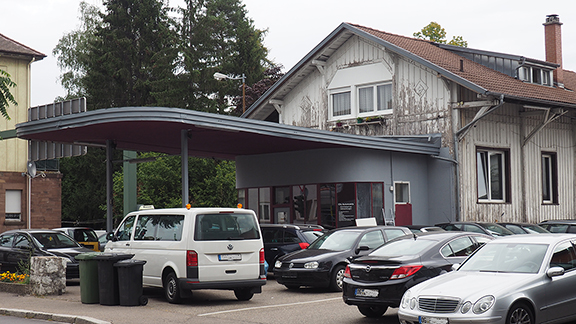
274 260 282 268
401 290 411 309
304 261 319 269
473 295 495 314
461 301 472 313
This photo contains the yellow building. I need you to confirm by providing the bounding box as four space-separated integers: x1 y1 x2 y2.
1 33 62 231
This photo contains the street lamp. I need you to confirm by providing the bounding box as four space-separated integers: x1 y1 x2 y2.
213 72 246 113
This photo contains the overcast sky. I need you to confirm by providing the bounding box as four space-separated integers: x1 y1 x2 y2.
1 0 575 107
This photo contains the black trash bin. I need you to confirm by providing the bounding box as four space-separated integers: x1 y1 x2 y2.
94 253 134 305
115 259 148 306
75 252 102 304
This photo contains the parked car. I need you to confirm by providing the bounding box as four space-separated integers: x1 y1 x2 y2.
435 221 514 237
405 225 445 233
343 231 493 318
499 222 549 234
0 229 93 279
97 233 108 252
539 219 576 233
105 207 266 303
260 224 325 268
53 227 100 251
398 233 576 324
273 226 412 291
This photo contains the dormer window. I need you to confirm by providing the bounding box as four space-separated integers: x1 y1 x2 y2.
518 66 553 86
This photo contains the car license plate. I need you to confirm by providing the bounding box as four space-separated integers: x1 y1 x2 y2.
355 288 379 298
419 316 448 324
218 253 242 261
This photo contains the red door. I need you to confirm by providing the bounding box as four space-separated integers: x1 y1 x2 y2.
394 203 412 226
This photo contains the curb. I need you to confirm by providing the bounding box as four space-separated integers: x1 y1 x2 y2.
0 308 110 324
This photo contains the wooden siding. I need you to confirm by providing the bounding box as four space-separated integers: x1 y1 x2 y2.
458 104 576 222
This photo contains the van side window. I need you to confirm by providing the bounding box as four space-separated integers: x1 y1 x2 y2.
156 215 184 241
135 215 157 240
117 215 136 241
195 213 260 241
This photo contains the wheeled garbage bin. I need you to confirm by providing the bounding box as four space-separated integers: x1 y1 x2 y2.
115 259 148 306
94 253 134 305
75 252 102 304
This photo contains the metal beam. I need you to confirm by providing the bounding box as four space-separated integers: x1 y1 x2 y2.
0 129 17 139
106 140 114 232
181 130 189 207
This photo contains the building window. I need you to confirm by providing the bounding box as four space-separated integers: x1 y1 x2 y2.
477 149 508 202
359 84 392 114
394 182 410 204
518 66 553 86
331 91 351 117
259 188 271 222
542 153 558 204
5 190 22 221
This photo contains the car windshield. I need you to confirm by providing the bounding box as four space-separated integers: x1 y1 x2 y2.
523 225 549 234
32 233 79 249
308 230 361 251
302 231 323 243
458 242 548 273
73 229 98 242
481 223 514 236
370 238 435 257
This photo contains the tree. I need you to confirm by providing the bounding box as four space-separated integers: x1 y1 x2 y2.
52 1 102 100
0 69 17 120
173 0 270 113
413 22 468 47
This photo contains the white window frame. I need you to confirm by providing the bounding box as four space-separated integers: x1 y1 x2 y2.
393 181 410 204
330 88 352 119
518 66 553 86
477 149 506 203
357 82 393 117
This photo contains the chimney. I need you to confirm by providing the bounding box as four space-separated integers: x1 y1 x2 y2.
543 14 564 87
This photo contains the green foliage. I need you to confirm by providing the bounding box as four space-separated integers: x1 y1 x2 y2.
0 69 17 120
413 22 468 47
112 153 237 219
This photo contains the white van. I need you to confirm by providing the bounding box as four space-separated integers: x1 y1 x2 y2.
105 207 266 303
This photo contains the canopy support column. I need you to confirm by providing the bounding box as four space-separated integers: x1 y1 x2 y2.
181 130 189 207
106 139 114 232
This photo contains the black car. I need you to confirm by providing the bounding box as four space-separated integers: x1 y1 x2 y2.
539 219 576 233
498 222 549 234
435 221 514 237
260 224 325 268
0 229 93 279
273 226 412 291
342 231 493 317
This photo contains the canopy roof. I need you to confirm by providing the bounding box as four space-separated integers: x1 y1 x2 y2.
16 107 441 159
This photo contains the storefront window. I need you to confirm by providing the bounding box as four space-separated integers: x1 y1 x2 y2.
337 183 356 228
320 184 337 229
356 183 371 219
248 188 258 217
292 185 318 224
274 187 290 205
372 183 384 225
259 188 270 222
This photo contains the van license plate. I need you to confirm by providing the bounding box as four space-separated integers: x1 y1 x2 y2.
419 316 448 324
355 288 379 297
219 254 242 261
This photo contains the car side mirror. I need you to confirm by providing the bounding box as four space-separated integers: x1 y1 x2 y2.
355 245 370 254
106 232 117 242
547 266 565 278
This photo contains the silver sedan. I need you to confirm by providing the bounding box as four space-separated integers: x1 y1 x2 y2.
398 234 576 324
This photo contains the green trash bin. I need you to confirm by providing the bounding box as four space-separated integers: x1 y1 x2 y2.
75 252 102 304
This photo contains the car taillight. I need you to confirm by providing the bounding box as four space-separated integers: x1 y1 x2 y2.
390 265 422 279
187 250 198 267
260 248 265 264
344 265 351 278
299 242 310 249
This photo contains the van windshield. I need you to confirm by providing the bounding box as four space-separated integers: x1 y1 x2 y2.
194 213 261 241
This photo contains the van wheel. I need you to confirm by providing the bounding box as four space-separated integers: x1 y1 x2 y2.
234 288 254 301
164 272 182 304
330 265 346 292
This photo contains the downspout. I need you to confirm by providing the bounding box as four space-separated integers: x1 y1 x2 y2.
27 56 35 229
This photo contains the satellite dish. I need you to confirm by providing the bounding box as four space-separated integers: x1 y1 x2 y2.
27 161 37 178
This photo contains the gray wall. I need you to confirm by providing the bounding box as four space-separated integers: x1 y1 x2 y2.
236 147 455 225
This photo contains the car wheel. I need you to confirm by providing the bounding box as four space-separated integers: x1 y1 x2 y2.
330 264 346 292
234 288 254 301
164 272 182 304
358 305 388 318
284 284 300 290
506 302 534 324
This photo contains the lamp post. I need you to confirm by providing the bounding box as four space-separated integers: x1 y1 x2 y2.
213 72 246 113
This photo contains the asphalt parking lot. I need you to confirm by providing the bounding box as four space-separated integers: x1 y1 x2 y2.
0 277 400 324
